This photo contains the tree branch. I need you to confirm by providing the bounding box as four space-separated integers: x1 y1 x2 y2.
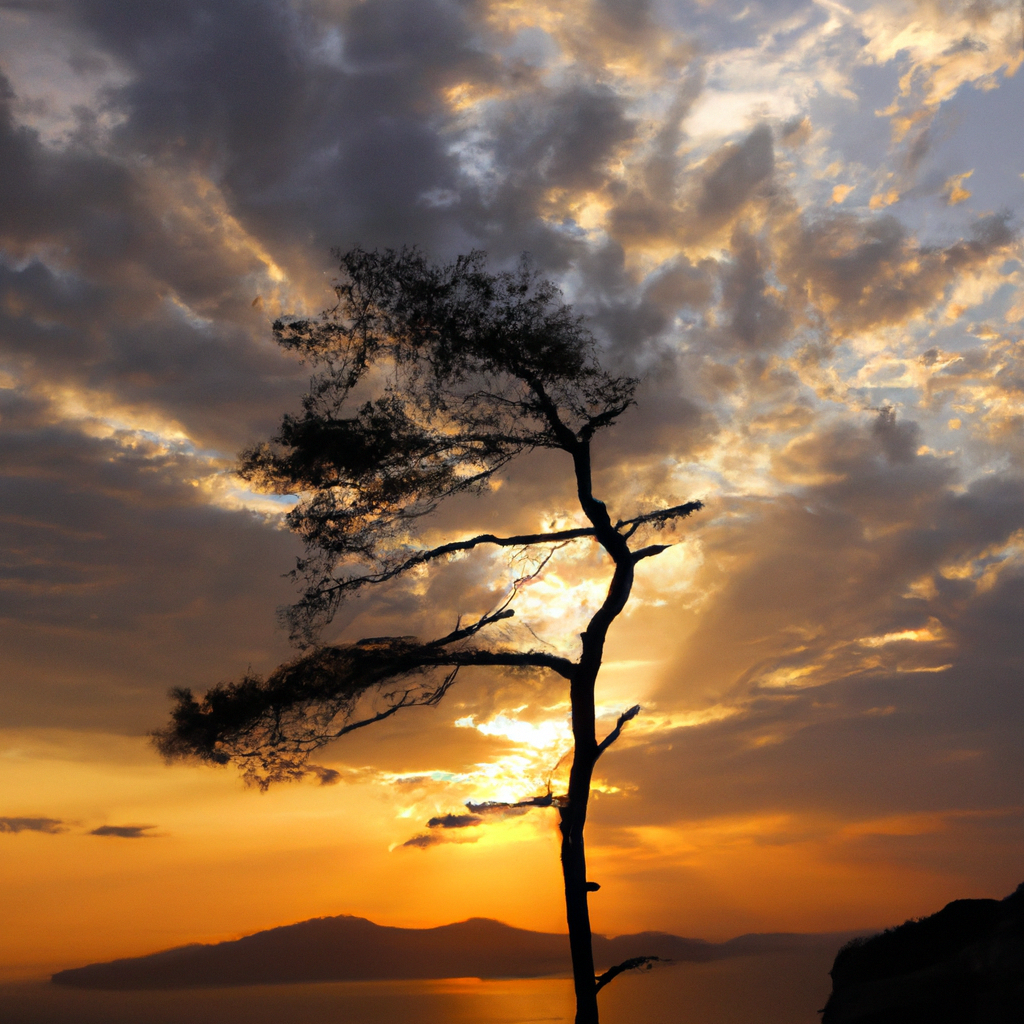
594 956 664 994
521 372 580 451
351 605 578 679
153 615 576 788
316 526 598 599
445 647 576 679
596 704 640 759
578 399 636 442
315 666 460 742
632 544 671 562
307 501 703 608
617 500 704 539
424 606 516 646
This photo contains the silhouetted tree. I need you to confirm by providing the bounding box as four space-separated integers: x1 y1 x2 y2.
155 247 701 1024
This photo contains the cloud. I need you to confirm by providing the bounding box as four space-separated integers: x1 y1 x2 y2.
401 832 445 849
308 765 342 786
594 409 1024 833
89 824 159 838
871 405 922 464
0 816 66 834
719 226 790 351
697 124 775 224
0 0 1022 944
778 210 1016 337
0 390 304 731
402 806 517 848
426 813 484 829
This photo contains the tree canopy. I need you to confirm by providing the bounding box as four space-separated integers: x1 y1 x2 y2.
244 248 639 639
155 246 702 1024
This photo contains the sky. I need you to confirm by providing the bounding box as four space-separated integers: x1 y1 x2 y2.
1 0 1024 984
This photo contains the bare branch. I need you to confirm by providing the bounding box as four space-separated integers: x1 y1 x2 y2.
594 956 665 994
578 398 637 442
315 666 461 745
447 648 575 680
596 704 641 758
321 672 455 741
632 544 671 562
318 526 598 601
303 500 702 617
425 607 515 647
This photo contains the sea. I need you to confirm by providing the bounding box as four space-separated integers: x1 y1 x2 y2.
0 949 835 1024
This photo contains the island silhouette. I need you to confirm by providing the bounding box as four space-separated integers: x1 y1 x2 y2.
51 916 860 990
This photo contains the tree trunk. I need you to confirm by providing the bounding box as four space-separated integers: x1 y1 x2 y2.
561 747 598 1024
562 617 606 1024
560 441 637 1024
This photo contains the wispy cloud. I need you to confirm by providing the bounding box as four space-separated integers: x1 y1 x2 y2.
89 824 160 839
0 816 66 834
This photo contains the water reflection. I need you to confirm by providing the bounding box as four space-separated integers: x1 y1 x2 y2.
2 951 835 1024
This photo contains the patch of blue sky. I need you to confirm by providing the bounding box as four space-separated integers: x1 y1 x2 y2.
658 0 815 53
688 8 861 114
494 25 560 70
390 770 469 785
926 298 1023 361
447 131 500 201
254 492 300 510
218 480 299 515
911 75 1024 227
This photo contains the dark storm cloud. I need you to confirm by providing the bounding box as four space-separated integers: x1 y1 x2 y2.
0 258 305 453
66 0 500 252
872 405 922 464
0 0 700 479
89 824 158 838
491 84 637 195
0 0 521 455
2 0 666 469
0 60 309 453
609 122 777 254
0 70 135 252
0 816 67 833
638 69 706 200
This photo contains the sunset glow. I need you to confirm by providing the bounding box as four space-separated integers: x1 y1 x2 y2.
2 2 1024 1010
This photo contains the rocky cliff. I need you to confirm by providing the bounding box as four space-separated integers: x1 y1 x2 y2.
822 884 1024 1023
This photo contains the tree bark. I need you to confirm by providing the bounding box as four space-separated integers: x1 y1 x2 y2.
561 793 599 1024
560 556 635 1024
561 681 600 1024
533 423 642 1024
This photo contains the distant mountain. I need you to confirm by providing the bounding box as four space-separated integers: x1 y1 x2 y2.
51 915 860 990
822 883 1024 1023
